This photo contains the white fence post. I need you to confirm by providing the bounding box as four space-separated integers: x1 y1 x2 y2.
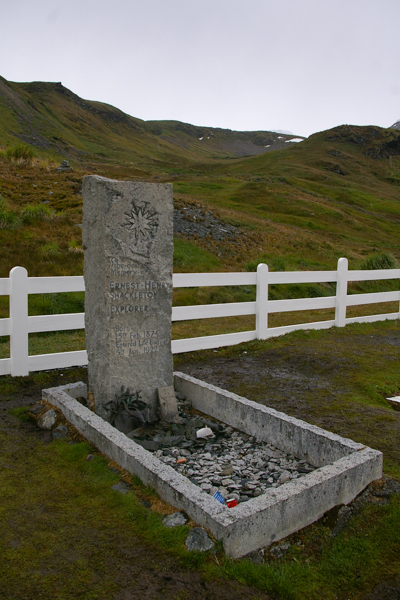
10 266 29 376
335 257 348 327
256 263 269 339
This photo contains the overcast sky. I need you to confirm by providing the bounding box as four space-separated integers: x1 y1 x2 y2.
1 0 399 137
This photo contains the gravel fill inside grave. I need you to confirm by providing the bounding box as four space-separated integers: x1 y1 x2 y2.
154 431 316 504
124 396 316 506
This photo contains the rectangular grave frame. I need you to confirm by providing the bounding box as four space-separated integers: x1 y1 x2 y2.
43 372 382 558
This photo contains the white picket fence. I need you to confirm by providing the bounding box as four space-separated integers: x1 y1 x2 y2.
0 258 399 377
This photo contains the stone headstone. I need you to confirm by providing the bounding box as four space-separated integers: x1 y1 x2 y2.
82 176 173 418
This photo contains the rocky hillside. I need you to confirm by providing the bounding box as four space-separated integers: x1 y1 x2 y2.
0 76 302 164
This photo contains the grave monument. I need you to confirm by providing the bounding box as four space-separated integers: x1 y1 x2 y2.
43 174 382 558
82 176 173 421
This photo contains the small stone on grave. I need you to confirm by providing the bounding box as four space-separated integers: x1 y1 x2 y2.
37 409 56 430
28 403 44 416
185 528 215 552
52 424 68 440
196 427 213 438
111 481 130 495
132 439 160 451
139 499 152 508
220 465 234 477
162 512 188 528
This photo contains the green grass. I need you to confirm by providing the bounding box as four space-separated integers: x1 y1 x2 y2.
9 406 30 421
205 495 400 599
173 237 220 271
5 143 34 163
20 203 55 223
0 437 206 599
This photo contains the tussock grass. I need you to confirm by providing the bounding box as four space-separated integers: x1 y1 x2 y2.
5 143 34 163
20 203 55 223
0 197 21 230
40 241 61 257
360 252 398 270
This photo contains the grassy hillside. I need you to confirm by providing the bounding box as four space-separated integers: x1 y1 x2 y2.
0 75 400 282
0 76 295 164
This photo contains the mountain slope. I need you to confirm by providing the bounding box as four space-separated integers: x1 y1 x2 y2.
0 77 299 164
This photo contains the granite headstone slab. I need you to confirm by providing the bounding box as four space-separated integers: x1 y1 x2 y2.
82 176 173 418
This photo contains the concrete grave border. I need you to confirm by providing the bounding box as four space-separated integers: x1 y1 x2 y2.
43 372 382 558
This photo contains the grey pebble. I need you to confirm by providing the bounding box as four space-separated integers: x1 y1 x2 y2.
52 425 68 440
162 512 188 527
185 528 215 552
111 481 130 495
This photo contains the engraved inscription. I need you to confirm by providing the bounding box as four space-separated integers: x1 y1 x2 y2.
110 258 139 277
108 275 170 315
114 326 169 356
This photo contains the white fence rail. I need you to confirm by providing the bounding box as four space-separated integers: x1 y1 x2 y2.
0 258 399 376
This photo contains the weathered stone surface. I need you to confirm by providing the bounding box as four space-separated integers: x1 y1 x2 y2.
269 541 291 559
111 481 130 495
245 548 265 564
158 386 179 422
131 439 160 451
162 511 188 528
56 160 72 172
37 409 56 430
82 176 174 418
185 528 215 552
52 424 68 440
28 403 44 416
